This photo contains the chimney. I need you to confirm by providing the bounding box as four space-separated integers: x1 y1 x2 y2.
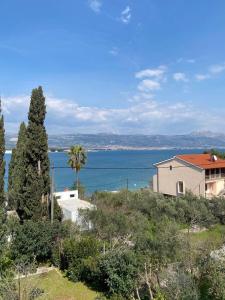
211 155 218 162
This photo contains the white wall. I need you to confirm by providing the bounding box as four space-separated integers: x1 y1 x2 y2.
54 190 78 201
155 158 205 197
153 174 158 192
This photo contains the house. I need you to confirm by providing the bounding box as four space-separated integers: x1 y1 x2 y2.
153 153 225 198
54 190 95 228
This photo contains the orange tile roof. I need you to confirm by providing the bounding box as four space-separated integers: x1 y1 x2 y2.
176 154 225 169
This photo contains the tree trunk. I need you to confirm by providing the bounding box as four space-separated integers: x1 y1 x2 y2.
76 171 79 191
136 287 141 300
144 263 153 300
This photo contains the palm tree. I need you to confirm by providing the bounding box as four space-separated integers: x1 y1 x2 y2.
68 145 87 190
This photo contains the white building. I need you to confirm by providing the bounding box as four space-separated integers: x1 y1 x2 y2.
54 190 95 229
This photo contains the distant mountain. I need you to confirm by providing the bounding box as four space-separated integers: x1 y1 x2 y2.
190 131 225 138
5 132 225 150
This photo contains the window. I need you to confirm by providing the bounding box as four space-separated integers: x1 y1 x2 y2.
178 181 185 194
70 194 75 198
170 165 173 171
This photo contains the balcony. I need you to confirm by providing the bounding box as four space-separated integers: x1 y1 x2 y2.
205 173 225 180
205 168 225 181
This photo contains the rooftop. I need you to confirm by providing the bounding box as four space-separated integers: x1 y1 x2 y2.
57 198 95 212
176 154 225 169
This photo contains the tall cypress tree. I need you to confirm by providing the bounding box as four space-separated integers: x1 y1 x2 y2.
0 100 5 207
8 122 27 214
23 87 50 220
7 148 16 209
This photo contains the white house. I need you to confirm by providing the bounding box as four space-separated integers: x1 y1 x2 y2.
54 190 95 229
54 190 79 201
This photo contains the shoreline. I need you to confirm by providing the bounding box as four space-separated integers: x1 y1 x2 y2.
5 146 225 154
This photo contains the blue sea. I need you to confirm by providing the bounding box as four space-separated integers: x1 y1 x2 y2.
5 149 205 194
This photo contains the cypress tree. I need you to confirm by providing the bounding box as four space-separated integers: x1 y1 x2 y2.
8 122 27 214
7 148 16 209
23 87 50 220
0 100 5 207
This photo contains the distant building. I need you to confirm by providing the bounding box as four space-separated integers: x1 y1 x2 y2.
54 190 95 229
153 154 225 198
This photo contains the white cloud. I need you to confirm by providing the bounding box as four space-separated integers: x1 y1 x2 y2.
209 63 225 74
187 59 195 64
135 66 166 79
88 0 102 13
173 72 188 82
195 62 225 82
177 58 195 64
137 79 160 92
195 74 211 81
120 6 131 24
3 93 225 134
109 47 119 56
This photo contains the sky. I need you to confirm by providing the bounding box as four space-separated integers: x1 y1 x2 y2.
1 0 225 135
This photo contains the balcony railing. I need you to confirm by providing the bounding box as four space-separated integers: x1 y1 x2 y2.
205 173 225 180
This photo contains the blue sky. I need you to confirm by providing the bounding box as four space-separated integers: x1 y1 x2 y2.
1 0 225 134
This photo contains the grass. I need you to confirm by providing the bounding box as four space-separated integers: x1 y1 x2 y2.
190 224 225 249
21 269 100 300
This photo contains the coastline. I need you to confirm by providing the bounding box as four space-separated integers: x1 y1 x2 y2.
5 146 225 154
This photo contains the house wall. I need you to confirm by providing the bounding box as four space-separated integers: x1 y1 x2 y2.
154 158 205 197
216 179 225 194
153 174 158 192
54 190 79 201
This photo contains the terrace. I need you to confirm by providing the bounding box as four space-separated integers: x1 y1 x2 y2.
205 168 225 181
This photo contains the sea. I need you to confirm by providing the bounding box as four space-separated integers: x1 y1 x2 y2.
5 149 207 194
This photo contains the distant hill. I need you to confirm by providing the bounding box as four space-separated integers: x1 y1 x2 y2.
6 131 225 150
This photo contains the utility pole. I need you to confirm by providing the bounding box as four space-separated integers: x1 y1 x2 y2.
126 178 129 201
50 166 54 224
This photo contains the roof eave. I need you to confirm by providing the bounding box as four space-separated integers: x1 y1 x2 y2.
175 156 204 170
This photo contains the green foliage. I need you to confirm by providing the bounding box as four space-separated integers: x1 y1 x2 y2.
175 193 215 229
7 148 16 209
4 185 225 299
199 256 225 300
23 87 50 220
11 220 52 263
48 196 63 223
162 267 199 300
0 209 12 278
62 236 101 282
0 110 5 207
209 197 225 224
8 122 27 213
68 145 87 188
204 149 225 159
71 179 86 199
10 220 67 264
97 250 139 298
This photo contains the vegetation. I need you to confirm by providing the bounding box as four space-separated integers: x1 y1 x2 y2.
3 87 225 299
204 148 225 159
1 187 225 299
22 269 99 300
7 87 52 221
24 86 50 220
68 145 87 189
0 101 5 207
8 122 27 212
